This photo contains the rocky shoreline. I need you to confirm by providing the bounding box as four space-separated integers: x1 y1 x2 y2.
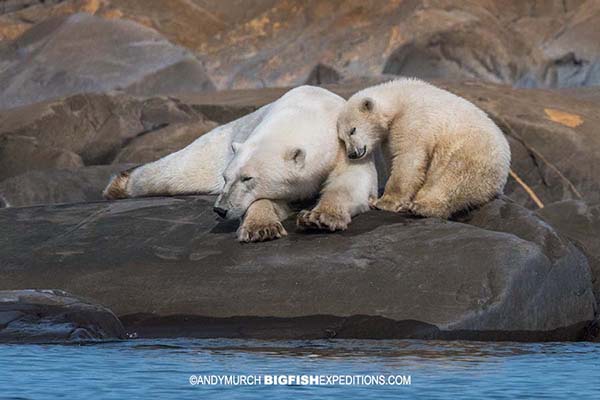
1 83 600 343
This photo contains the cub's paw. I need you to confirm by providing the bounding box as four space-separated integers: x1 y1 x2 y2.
237 220 287 243
372 195 411 213
408 199 451 219
296 208 351 232
368 195 378 210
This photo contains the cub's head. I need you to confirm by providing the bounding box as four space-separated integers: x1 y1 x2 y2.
213 142 307 220
337 96 387 160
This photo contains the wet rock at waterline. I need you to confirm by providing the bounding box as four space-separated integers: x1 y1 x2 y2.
0 289 125 343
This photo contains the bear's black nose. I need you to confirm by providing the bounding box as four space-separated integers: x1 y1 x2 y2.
348 145 367 160
213 207 228 218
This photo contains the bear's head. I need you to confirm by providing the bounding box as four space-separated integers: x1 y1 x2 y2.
337 96 387 160
213 141 308 220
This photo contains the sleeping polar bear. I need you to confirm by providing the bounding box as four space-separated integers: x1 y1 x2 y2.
103 86 378 242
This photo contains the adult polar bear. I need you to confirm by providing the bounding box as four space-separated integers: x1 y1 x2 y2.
103 86 378 242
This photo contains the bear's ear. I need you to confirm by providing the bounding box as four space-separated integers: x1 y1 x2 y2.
285 147 306 167
360 98 374 113
231 142 242 153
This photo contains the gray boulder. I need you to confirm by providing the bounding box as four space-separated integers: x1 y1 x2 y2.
113 120 219 164
0 196 595 341
0 289 125 343
537 201 600 311
0 164 136 208
0 13 214 110
0 92 212 180
0 135 84 182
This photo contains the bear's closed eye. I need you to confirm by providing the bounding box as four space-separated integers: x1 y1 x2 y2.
349 127 356 136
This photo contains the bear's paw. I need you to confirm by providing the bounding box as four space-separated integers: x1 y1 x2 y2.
372 195 411 213
103 168 135 200
296 208 351 232
237 220 287 243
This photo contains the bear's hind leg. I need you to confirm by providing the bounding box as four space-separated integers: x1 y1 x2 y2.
408 186 453 219
408 159 468 219
238 199 290 242
373 147 428 213
408 146 495 219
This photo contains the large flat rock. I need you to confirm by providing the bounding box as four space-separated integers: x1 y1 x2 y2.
0 196 595 341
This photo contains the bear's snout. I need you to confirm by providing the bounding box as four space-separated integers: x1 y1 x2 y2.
348 145 367 160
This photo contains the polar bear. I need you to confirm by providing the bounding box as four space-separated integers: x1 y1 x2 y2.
104 86 378 242
336 78 511 218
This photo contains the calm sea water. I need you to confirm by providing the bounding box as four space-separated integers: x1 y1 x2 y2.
1 339 599 399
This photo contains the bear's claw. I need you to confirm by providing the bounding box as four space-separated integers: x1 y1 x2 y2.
372 195 411 213
296 208 350 232
237 221 287 243
408 199 451 219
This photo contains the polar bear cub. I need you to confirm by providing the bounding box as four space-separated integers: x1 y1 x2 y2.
337 78 511 218
104 86 378 242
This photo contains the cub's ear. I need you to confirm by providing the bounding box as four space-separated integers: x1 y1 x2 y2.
360 98 374 113
231 142 242 153
285 147 306 167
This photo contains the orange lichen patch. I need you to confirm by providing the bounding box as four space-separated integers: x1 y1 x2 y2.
246 15 271 37
80 0 102 14
125 15 156 30
544 108 583 128
0 22 28 41
99 8 123 20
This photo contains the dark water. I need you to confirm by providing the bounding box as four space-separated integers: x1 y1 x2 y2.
1 339 599 399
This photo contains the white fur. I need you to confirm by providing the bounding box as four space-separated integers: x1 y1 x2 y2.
126 103 271 197
338 78 510 218
215 86 353 218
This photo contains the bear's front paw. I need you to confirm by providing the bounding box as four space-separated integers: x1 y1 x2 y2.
368 195 378 209
296 208 351 232
372 195 411 213
237 220 287 243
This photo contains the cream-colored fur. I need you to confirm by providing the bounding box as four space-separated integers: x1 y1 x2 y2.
104 86 378 242
337 78 511 218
